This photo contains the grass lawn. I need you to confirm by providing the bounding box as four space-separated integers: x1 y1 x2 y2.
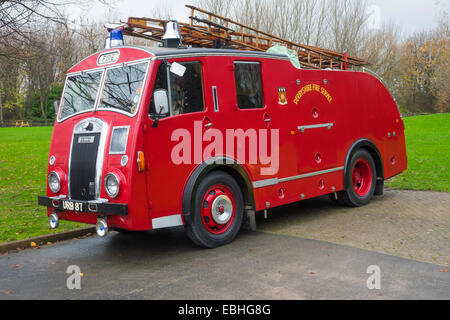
0 127 83 244
0 113 448 243
386 113 449 192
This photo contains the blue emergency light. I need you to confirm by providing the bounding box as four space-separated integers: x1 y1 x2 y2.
110 29 124 47
105 29 124 48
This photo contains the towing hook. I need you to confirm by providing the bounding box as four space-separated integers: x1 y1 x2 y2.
49 212 59 229
96 218 108 237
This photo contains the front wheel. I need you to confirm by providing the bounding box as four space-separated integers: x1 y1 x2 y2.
185 171 244 248
340 149 377 207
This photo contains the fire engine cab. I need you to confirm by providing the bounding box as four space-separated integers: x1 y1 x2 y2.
38 8 407 248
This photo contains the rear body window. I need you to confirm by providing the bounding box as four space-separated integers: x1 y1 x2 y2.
234 62 264 109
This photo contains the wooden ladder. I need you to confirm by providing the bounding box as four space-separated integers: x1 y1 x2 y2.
121 5 368 70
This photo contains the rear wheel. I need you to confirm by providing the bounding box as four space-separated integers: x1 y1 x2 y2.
185 171 244 248
340 149 377 207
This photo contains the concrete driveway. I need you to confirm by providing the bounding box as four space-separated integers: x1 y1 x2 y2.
0 190 449 299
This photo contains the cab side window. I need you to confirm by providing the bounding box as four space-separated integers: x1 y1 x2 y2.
149 61 204 118
234 61 264 109
170 62 204 115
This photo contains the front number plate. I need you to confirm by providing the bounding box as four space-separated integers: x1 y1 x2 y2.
62 200 84 212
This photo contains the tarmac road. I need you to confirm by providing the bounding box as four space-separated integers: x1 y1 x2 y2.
0 190 449 300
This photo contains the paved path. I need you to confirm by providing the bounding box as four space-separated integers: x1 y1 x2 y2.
0 190 448 299
259 190 450 266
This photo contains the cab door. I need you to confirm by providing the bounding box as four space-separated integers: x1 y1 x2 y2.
228 60 270 181
142 59 209 225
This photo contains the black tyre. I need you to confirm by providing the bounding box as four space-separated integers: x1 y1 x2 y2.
185 171 244 248
341 149 377 207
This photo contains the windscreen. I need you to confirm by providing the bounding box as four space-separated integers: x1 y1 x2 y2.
59 71 103 121
98 62 148 114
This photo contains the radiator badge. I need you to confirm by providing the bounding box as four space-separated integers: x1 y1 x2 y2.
78 136 95 144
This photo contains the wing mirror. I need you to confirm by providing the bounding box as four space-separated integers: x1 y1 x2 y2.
152 89 169 128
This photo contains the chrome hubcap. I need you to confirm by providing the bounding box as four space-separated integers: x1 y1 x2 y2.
211 195 233 224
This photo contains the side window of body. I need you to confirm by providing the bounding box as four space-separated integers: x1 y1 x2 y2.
234 61 264 109
149 61 204 118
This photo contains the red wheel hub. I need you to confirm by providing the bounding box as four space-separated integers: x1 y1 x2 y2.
201 185 235 234
351 158 373 197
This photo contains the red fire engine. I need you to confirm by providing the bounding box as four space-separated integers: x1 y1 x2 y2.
38 6 407 248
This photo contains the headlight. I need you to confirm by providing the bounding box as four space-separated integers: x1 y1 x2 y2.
48 171 60 193
104 173 119 198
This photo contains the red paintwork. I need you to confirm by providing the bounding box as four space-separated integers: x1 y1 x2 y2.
352 158 372 197
46 46 407 231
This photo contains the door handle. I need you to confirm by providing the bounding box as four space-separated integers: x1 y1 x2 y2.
263 113 271 128
202 116 213 128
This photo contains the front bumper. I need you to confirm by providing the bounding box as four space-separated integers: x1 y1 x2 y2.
37 195 128 216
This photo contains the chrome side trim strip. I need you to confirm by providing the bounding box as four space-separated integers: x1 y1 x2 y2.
298 123 334 132
279 166 345 183
252 166 345 189
252 178 279 189
152 214 184 229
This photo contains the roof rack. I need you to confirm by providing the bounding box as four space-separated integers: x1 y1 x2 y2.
120 5 368 70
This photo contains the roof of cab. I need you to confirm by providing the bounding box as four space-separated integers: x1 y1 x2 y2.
67 45 291 74
134 45 290 61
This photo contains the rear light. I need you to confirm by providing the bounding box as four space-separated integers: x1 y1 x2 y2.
137 151 145 172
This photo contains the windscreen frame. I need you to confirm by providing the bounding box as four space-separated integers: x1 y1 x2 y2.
57 58 151 123
57 68 105 122
96 60 150 117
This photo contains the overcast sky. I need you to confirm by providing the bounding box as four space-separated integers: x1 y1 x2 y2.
67 0 449 38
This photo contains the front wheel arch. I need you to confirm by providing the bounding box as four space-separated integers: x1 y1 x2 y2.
182 157 255 225
185 171 244 248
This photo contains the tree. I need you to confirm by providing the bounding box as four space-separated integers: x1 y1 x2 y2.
430 19 450 113
396 23 450 114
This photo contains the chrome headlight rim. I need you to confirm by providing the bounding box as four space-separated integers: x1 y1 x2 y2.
104 172 120 198
48 171 61 193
